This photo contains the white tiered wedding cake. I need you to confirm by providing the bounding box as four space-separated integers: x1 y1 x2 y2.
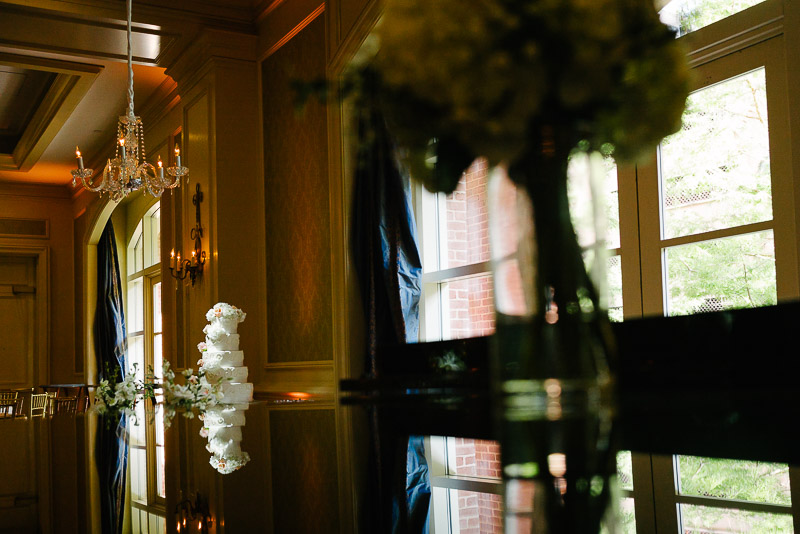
199 303 253 404
197 303 252 473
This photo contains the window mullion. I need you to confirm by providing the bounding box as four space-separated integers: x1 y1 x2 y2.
789 467 800 532
650 454 681 533
629 452 657 534
617 162 644 319
634 152 666 317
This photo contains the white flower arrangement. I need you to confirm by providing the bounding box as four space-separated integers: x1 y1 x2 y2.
205 303 246 323
197 341 207 353
202 322 227 344
209 452 251 475
94 364 142 422
94 361 227 428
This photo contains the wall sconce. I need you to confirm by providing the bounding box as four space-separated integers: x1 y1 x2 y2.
170 183 207 286
175 492 213 533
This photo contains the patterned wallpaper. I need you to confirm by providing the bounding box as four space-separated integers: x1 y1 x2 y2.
262 15 333 363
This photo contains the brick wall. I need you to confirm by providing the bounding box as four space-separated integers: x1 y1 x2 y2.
455 490 503 534
444 159 495 341
442 159 503 532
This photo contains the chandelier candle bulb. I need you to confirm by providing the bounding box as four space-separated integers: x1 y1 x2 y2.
175 145 181 167
158 156 164 179
76 147 84 170
119 138 126 159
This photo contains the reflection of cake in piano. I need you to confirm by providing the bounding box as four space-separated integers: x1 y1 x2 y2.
200 405 250 474
198 303 252 474
198 303 253 404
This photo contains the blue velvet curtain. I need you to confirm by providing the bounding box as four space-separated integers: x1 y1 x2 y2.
351 106 428 533
94 221 129 534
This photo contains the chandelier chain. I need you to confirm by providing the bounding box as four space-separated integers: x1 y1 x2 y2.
127 0 135 119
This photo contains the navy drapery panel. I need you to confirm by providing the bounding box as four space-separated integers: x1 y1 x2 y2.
94 221 129 534
351 106 428 533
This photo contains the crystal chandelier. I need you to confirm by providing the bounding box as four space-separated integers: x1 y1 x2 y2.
71 0 187 202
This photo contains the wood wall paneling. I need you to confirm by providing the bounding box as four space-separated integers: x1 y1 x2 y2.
184 90 213 355
270 409 340 533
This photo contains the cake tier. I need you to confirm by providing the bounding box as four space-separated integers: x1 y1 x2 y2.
206 437 242 457
207 426 242 442
206 333 239 352
202 407 246 427
202 350 243 368
209 451 250 474
205 366 248 384
210 316 240 334
219 382 254 403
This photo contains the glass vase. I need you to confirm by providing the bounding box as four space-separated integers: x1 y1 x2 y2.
488 126 617 533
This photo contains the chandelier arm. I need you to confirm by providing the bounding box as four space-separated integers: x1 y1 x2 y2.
163 173 182 189
126 0 135 119
80 167 109 193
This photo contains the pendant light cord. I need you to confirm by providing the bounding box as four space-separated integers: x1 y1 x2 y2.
126 0 135 119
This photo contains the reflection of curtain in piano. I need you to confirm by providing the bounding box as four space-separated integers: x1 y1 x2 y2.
94 221 129 534
351 105 427 533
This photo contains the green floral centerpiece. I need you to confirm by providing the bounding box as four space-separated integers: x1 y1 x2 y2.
332 0 690 531
360 0 689 192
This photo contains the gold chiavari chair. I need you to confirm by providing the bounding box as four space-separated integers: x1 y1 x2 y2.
13 388 34 418
0 391 18 418
29 393 49 418
52 396 78 415
42 392 57 416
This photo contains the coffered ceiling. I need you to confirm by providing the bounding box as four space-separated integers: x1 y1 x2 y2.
0 0 262 188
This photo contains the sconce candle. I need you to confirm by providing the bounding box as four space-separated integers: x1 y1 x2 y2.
76 147 84 170
176 253 182 271
170 249 176 269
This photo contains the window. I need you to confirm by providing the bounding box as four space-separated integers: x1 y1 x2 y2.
127 202 166 533
626 1 800 532
416 1 800 532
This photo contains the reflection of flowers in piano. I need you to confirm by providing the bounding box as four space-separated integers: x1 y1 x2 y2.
93 361 226 427
161 362 224 425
